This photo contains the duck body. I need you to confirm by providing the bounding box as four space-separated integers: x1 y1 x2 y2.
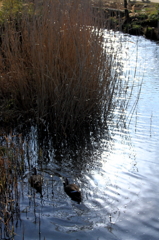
63 178 82 204
29 168 43 194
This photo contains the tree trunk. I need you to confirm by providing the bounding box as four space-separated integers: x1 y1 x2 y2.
124 0 129 21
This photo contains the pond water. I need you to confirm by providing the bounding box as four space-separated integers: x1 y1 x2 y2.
1 32 159 240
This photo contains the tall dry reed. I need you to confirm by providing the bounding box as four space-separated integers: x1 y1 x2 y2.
0 0 116 137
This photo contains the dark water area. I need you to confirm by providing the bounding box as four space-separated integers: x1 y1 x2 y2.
1 31 159 240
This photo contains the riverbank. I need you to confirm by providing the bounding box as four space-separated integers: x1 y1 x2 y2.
93 1 159 41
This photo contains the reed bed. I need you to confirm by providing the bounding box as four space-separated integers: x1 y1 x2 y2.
0 0 118 138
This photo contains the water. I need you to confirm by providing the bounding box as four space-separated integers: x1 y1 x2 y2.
1 33 159 240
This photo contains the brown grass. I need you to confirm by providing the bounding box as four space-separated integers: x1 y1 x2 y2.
0 0 117 137
92 0 124 9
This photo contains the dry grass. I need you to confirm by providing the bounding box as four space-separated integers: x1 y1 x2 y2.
0 0 117 137
92 0 124 9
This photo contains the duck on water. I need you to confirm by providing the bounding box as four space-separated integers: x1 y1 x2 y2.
63 178 82 204
29 167 43 196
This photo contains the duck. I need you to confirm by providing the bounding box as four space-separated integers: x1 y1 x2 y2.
29 167 43 195
63 178 82 204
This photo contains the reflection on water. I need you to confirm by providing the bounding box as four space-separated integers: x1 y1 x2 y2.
1 32 159 240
